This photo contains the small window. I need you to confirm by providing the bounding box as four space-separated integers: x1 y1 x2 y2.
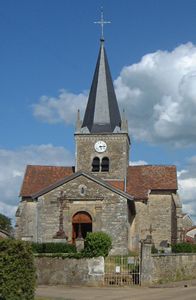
92 157 100 172
101 157 109 172
78 184 87 196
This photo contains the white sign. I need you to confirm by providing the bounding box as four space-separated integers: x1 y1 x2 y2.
115 266 120 273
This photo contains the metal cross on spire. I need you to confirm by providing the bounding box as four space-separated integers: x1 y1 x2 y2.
94 8 111 41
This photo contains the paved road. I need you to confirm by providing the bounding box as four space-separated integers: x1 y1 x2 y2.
36 285 196 300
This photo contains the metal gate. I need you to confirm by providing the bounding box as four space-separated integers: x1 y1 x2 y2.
104 255 140 286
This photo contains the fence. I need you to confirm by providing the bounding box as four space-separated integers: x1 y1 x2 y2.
104 255 140 286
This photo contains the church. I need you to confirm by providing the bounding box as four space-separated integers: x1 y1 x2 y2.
15 24 183 254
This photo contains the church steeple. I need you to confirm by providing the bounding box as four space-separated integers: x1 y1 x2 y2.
81 40 122 133
75 11 130 178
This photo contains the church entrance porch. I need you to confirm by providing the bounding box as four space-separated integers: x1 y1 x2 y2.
72 211 92 243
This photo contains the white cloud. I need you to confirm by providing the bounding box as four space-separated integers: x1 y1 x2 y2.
33 43 196 147
0 145 74 222
115 42 196 146
130 160 148 166
33 89 87 124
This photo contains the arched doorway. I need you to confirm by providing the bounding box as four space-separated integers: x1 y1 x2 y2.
72 211 92 243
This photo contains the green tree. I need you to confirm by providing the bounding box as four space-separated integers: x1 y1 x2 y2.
0 213 12 233
83 232 112 257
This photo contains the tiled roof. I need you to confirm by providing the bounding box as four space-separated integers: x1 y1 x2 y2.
30 171 134 204
20 165 74 197
105 180 124 191
20 164 177 200
126 165 177 200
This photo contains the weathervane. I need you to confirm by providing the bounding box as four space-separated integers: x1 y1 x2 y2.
94 8 111 41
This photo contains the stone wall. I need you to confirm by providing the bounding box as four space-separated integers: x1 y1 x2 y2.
148 194 172 246
151 253 196 283
131 193 178 250
35 256 104 286
15 200 37 241
141 242 196 285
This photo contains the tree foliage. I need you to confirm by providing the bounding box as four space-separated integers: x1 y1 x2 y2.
0 213 12 233
0 239 36 300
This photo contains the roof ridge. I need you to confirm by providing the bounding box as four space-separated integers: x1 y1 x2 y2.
26 164 73 168
31 170 134 202
128 164 176 167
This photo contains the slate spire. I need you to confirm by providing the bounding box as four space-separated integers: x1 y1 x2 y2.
81 39 122 133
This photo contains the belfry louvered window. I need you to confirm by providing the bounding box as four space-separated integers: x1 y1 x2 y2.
92 157 100 172
101 157 109 172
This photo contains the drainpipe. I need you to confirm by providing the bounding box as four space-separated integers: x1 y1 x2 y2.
124 176 127 192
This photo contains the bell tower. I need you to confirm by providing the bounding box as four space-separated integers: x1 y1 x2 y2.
75 11 130 181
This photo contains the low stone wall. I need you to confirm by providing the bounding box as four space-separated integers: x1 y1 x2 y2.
35 256 104 286
141 242 196 285
151 253 196 283
35 248 196 287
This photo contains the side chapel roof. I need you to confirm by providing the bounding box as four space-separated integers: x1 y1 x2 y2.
20 164 177 200
20 165 74 197
126 165 178 200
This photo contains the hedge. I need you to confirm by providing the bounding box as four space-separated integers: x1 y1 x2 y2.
31 242 76 253
172 243 196 253
0 239 36 300
30 232 111 258
34 252 84 259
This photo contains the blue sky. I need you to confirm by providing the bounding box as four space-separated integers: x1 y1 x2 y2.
0 0 196 223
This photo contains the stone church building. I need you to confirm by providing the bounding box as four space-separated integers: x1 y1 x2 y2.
15 35 183 254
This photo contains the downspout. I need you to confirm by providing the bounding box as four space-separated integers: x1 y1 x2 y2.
124 176 127 192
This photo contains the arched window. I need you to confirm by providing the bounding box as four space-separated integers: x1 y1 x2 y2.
92 157 100 172
101 157 109 172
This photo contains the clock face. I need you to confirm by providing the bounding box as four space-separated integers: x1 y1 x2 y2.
94 141 107 153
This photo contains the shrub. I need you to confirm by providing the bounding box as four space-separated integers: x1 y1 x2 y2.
83 232 112 257
31 242 76 253
172 243 196 253
0 239 36 300
151 244 158 254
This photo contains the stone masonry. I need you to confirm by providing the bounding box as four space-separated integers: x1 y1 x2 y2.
75 133 130 180
35 256 104 286
16 173 133 255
